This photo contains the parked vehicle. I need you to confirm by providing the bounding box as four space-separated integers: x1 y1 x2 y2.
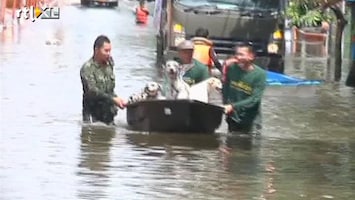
81 0 119 8
153 0 286 73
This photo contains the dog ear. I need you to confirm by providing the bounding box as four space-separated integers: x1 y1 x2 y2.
207 78 213 85
162 61 168 71
177 62 183 69
210 77 219 85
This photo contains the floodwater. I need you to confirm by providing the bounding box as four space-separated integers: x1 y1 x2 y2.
1 3 355 200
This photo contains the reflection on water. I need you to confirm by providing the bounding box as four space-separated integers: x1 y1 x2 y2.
77 125 116 200
126 133 220 149
1 3 355 200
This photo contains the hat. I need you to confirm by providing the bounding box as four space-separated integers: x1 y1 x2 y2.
177 40 194 50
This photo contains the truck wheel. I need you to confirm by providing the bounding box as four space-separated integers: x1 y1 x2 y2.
81 0 89 7
267 54 284 74
279 60 285 74
108 2 118 8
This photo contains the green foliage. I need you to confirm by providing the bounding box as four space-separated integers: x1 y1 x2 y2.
286 0 333 28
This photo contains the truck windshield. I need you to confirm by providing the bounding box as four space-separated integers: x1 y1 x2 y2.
177 0 279 11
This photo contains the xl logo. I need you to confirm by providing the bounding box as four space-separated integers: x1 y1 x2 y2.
16 6 60 22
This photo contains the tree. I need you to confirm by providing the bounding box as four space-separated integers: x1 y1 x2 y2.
286 0 332 28
286 0 347 81
327 4 347 81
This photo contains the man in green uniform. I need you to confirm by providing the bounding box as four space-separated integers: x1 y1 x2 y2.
222 44 266 134
80 35 126 125
176 40 210 85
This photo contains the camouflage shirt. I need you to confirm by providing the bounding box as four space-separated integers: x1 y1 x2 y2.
80 57 118 124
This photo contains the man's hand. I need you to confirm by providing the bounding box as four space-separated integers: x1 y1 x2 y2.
223 104 234 114
143 8 150 15
223 57 239 68
113 97 126 109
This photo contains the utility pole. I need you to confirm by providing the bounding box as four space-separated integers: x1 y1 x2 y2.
345 0 355 87
0 0 6 29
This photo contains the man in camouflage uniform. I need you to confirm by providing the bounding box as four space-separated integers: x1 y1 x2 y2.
80 35 126 125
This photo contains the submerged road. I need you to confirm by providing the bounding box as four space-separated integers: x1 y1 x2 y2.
1 2 355 200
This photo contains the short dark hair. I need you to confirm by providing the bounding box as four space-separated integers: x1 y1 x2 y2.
236 43 255 54
93 35 110 50
195 27 209 38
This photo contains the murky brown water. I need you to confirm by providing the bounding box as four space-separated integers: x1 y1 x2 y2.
1 3 355 200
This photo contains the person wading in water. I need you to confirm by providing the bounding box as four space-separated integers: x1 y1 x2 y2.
135 0 149 24
80 35 126 125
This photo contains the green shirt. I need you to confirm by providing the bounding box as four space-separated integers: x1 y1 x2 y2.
182 59 210 86
223 64 266 125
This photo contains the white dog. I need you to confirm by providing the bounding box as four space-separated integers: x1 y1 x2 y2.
189 77 223 103
127 81 165 104
162 60 190 99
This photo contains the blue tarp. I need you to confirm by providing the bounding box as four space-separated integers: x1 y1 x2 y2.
266 71 322 86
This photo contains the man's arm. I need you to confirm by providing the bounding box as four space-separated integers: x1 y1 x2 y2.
80 66 114 102
143 8 150 15
209 47 223 72
201 65 210 80
232 71 266 112
108 58 118 98
222 66 230 104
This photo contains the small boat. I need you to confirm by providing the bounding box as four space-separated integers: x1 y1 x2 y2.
126 71 323 133
126 99 224 133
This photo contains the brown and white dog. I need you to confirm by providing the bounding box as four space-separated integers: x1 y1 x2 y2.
127 81 165 104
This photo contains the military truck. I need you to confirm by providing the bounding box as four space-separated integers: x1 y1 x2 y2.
153 0 286 73
81 0 119 7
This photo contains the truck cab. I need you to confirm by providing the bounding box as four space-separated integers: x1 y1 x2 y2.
153 0 285 73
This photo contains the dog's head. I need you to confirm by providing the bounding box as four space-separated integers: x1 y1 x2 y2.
144 81 161 97
164 60 181 80
127 93 148 104
207 77 223 92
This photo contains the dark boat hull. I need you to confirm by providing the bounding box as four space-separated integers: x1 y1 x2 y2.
126 100 224 133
